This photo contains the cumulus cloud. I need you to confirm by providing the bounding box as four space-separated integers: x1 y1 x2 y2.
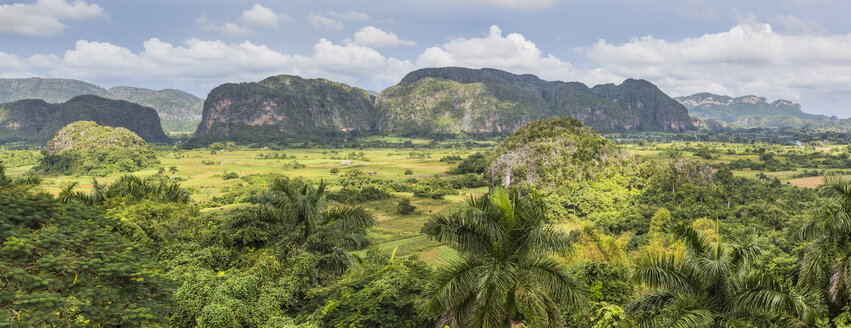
198 5 289 35
414 25 613 83
25 37 412 93
0 0 104 36
580 16 851 102
239 4 290 28
350 26 416 47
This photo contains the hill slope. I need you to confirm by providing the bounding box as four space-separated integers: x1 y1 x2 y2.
377 67 694 134
0 95 169 144
194 75 377 141
675 93 835 127
0 77 203 120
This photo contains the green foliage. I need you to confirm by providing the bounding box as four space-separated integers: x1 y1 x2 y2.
488 116 624 189
448 152 488 174
628 224 819 327
0 149 41 167
396 198 416 215
422 188 584 327
37 121 160 176
403 169 413 175
59 174 190 206
0 186 171 327
306 251 435 328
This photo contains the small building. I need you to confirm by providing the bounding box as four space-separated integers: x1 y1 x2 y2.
340 160 352 166
367 171 376 175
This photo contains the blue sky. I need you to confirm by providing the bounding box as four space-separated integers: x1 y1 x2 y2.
1 0 850 117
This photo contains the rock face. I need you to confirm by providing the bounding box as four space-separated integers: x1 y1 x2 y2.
0 77 203 121
377 67 695 135
675 92 835 127
194 68 695 141
194 75 377 141
0 95 169 144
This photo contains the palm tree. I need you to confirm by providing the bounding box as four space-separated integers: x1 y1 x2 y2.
629 224 819 327
266 178 328 238
800 177 851 317
168 166 178 180
421 188 584 328
157 166 165 176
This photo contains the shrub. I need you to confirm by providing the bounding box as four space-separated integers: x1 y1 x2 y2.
404 169 414 175
396 198 416 215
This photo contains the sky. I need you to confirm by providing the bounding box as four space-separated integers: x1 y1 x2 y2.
1 0 851 117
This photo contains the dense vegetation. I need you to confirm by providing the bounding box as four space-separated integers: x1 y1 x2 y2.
37 121 159 176
8 114 851 327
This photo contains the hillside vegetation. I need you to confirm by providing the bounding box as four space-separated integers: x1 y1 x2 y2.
37 121 159 176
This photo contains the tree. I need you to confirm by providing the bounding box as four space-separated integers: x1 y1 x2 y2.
169 165 178 180
0 185 171 326
421 188 584 327
628 224 819 327
800 177 851 317
157 166 165 176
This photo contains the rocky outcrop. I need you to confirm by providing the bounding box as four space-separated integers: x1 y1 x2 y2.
194 75 377 141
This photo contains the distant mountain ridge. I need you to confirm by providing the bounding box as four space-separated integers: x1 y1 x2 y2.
675 92 835 128
0 95 169 144
0 77 203 121
194 67 694 141
381 67 693 134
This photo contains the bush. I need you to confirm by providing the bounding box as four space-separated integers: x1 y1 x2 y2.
222 172 239 180
396 198 416 215
448 152 489 174
330 168 340 175
404 169 413 175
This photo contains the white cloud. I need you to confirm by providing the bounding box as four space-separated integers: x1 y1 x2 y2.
307 12 344 30
239 4 290 28
414 25 608 83
198 5 289 35
196 12 251 35
580 17 851 102
21 37 412 93
350 26 416 47
0 0 104 36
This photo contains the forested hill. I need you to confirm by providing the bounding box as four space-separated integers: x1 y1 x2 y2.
193 67 695 141
0 77 203 120
676 92 836 127
0 95 169 144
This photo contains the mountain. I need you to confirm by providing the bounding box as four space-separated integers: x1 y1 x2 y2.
0 77 204 121
194 75 377 141
0 95 169 144
675 93 835 128
376 67 694 134
192 68 694 142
